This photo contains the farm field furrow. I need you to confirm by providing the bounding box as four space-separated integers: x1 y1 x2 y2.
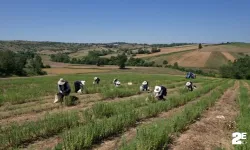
120 80 234 150
53 80 225 150
92 80 228 150
234 81 250 150
170 81 239 150
0 79 214 149
0 74 189 105
0 76 191 111
0 80 194 126
18 82 212 150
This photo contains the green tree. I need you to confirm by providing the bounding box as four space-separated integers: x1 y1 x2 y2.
199 43 203 49
0 50 16 76
163 60 168 65
116 53 127 69
174 62 179 68
219 55 250 79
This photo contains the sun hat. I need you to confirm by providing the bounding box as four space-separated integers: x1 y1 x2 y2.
186 82 191 86
94 77 97 80
154 86 161 93
58 78 66 85
81 81 85 85
142 81 147 85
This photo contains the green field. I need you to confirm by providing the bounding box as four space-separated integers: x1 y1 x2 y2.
0 72 249 150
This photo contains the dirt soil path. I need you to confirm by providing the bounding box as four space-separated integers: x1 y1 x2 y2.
91 83 218 150
221 52 236 62
170 51 211 67
170 81 239 150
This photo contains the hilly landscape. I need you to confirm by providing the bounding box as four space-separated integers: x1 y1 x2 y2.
1 40 250 75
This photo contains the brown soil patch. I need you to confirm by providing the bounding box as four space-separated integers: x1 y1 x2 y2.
170 50 211 67
201 45 250 52
19 136 62 150
221 52 236 62
170 82 239 150
135 45 198 58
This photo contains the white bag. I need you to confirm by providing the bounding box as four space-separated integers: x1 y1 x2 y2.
140 86 143 91
77 89 82 93
54 94 59 103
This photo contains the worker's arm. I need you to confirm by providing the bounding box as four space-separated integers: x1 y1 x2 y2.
58 85 62 93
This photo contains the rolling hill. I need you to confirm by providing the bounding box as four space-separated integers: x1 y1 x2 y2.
145 43 250 69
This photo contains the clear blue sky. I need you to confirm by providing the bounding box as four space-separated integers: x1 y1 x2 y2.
0 0 250 44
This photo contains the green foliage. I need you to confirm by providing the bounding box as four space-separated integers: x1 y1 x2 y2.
0 50 46 77
121 81 233 150
234 82 250 150
151 47 161 53
199 43 203 49
43 64 51 68
116 53 128 69
137 49 151 54
0 111 80 149
152 43 194 48
50 53 70 63
0 75 215 149
173 62 179 68
64 96 79 106
126 57 154 67
58 80 224 149
26 55 47 75
163 60 168 65
219 55 250 79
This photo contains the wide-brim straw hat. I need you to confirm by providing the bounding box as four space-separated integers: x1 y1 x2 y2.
58 78 66 85
94 77 98 80
154 86 161 93
142 81 147 85
186 82 191 86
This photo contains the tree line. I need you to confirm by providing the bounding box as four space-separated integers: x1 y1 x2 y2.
151 43 194 48
50 51 155 69
0 50 47 77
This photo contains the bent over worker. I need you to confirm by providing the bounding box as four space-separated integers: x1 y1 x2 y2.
74 80 85 93
93 77 100 84
185 81 197 91
54 78 71 103
140 81 149 91
153 86 167 100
